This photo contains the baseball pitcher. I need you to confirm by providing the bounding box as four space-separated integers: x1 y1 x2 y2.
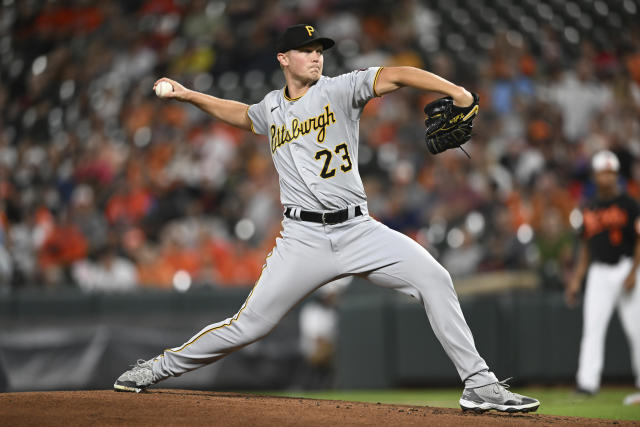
114 24 539 413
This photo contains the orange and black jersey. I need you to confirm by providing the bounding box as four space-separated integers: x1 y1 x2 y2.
581 193 640 264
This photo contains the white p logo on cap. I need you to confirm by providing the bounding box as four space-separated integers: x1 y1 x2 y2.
591 150 620 172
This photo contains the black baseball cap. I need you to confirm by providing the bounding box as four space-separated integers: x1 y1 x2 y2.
276 24 335 53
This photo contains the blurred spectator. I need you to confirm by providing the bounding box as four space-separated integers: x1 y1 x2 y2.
72 245 138 293
442 231 483 278
38 209 88 287
534 208 574 290
545 59 613 142
70 184 108 252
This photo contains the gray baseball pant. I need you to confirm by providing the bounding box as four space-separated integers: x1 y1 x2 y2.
151 214 498 388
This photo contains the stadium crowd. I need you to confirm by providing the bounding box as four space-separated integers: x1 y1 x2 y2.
1 0 639 293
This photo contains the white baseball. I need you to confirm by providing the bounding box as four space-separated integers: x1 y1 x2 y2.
155 81 173 98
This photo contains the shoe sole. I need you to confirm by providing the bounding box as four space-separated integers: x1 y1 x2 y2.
459 398 540 414
114 381 147 393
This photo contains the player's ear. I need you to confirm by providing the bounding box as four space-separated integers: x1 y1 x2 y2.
277 52 288 68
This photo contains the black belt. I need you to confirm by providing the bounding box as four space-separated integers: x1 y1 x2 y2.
284 206 363 225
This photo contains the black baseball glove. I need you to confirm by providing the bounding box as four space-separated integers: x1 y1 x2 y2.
424 92 479 156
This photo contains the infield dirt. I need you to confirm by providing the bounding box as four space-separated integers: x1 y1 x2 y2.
0 389 634 426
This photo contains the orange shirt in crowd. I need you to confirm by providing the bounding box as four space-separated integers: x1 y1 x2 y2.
137 259 175 289
38 223 88 269
106 186 153 225
204 240 263 287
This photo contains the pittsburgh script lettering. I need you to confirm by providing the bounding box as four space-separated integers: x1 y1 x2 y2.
270 104 336 153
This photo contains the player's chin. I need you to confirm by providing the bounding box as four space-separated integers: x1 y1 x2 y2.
309 69 322 80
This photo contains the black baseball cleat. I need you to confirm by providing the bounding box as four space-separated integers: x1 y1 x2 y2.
459 378 540 413
114 359 155 393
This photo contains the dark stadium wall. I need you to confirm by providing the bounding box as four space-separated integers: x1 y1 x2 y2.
0 280 633 391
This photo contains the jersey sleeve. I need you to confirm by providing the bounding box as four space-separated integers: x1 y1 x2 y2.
333 67 384 121
247 98 269 136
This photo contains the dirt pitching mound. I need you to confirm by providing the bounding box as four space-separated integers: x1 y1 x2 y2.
0 389 632 426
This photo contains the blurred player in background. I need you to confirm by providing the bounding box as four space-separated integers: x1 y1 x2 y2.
298 278 349 389
567 150 640 405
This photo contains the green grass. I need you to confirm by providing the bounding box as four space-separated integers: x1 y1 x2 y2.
261 387 640 421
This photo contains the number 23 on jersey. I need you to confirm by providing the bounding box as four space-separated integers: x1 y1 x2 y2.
314 143 353 179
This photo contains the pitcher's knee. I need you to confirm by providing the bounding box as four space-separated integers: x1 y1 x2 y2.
439 266 454 286
406 263 454 299
422 263 453 288
242 323 273 343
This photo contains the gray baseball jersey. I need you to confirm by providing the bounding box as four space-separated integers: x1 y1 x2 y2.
146 68 498 391
247 67 381 210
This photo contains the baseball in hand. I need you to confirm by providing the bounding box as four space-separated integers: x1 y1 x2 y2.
155 81 173 98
